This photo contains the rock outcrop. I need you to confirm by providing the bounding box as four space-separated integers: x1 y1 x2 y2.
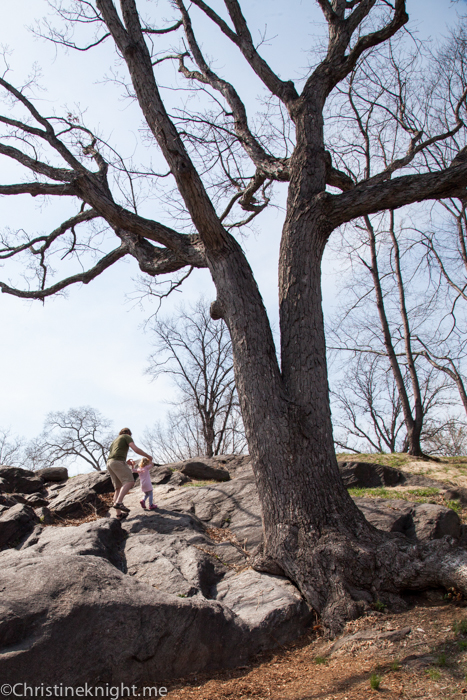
0 466 44 494
0 454 464 687
47 471 113 517
337 460 403 488
36 466 68 482
354 497 462 541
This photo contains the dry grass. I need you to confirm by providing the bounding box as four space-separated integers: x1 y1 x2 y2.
49 492 113 526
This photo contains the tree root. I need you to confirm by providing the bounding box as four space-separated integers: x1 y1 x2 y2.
256 527 467 637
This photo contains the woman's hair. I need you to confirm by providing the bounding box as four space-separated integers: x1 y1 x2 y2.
138 457 151 468
119 428 132 436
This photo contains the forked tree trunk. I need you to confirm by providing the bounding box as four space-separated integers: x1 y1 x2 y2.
209 178 467 635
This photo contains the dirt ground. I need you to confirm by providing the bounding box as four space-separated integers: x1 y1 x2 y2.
160 599 467 700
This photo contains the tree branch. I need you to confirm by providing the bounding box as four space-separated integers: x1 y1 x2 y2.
0 244 128 300
328 150 467 227
189 0 299 105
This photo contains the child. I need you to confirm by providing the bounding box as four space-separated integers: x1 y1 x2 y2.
137 457 157 511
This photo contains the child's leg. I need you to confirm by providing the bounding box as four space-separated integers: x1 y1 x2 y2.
146 490 153 507
143 490 150 504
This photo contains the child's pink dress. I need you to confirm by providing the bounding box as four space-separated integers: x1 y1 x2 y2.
138 465 156 509
138 465 152 492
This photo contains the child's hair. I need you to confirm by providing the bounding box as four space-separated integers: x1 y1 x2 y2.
138 457 151 469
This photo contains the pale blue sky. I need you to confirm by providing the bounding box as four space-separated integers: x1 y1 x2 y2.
0 0 464 467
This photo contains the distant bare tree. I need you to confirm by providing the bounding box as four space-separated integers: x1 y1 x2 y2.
422 418 467 457
0 428 26 468
144 403 246 464
146 299 246 459
332 355 406 454
27 406 113 472
332 351 450 454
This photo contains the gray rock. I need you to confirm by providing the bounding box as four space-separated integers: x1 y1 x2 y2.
0 552 250 686
0 494 19 509
36 467 68 483
215 569 312 647
0 466 44 494
148 465 173 484
160 472 263 551
20 518 126 568
180 461 230 482
33 507 54 525
354 497 461 541
164 455 251 480
169 470 192 486
49 471 113 516
411 502 461 540
25 493 49 508
338 461 403 488
443 486 467 505
0 504 39 549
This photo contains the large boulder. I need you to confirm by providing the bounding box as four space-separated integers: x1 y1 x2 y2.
0 466 44 494
36 467 68 483
216 569 312 647
0 551 250 686
20 518 126 568
48 471 113 517
338 461 403 488
179 460 230 482
0 504 39 549
354 497 462 541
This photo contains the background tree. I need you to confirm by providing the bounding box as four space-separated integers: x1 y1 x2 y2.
331 353 450 454
27 406 113 472
0 427 26 468
2 0 467 632
144 299 246 461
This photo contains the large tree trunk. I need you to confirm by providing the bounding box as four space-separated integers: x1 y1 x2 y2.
207 129 467 631
209 230 467 635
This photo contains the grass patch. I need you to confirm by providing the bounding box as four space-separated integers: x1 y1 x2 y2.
373 600 387 612
348 487 439 502
445 499 463 514
314 656 327 665
426 668 441 680
436 652 447 667
453 619 467 635
369 673 382 690
390 660 400 671
182 480 217 488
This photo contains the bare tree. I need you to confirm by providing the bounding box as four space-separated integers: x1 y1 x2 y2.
332 354 406 454
332 351 451 454
145 299 246 459
144 405 246 464
423 418 467 457
2 0 467 632
26 407 113 472
0 427 26 468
